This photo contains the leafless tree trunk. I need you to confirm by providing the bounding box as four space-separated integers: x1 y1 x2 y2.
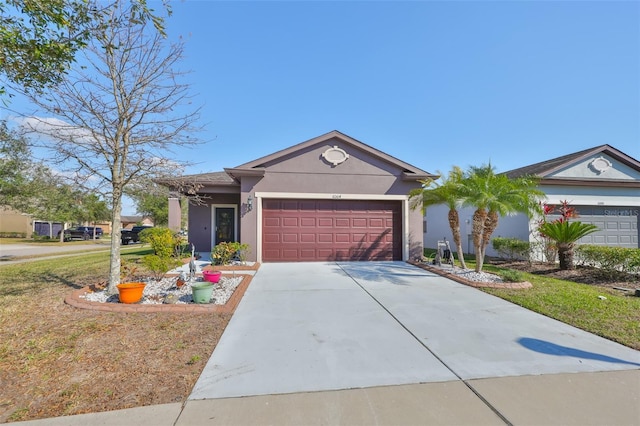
17 1 202 294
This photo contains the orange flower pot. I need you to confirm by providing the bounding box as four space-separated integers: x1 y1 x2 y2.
116 282 146 304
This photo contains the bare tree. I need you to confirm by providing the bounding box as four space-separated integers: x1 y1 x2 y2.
19 1 201 294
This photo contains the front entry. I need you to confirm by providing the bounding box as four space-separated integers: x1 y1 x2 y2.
214 206 236 245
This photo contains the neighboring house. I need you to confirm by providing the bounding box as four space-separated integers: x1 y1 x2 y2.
0 207 34 238
424 145 640 256
0 207 67 238
166 130 436 263
121 216 154 229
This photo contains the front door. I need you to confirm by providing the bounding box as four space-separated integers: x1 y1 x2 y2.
215 207 235 245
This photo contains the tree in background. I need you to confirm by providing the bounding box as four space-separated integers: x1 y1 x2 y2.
0 121 31 205
0 0 165 97
410 166 467 268
127 179 170 226
78 194 111 239
18 1 201 294
462 165 544 272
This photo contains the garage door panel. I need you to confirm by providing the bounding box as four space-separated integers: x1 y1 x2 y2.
264 217 281 227
318 218 333 227
369 218 384 228
352 218 367 227
317 233 333 243
263 199 402 261
335 218 350 227
335 233 350 243
300 233 316 243
300 217 316 227
282 233 298 243
263 233 281 243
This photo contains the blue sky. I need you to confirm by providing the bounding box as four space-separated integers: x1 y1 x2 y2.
162 0 639 178
3 1 639 215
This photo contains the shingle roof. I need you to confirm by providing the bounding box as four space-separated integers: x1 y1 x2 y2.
505 144 640 179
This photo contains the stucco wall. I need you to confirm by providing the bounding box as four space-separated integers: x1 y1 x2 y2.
235 140 425 262
0 208 32 237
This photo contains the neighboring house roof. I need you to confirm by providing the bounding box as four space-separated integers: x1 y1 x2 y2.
505 144 640 188
225 130 435 182
121 215 153 224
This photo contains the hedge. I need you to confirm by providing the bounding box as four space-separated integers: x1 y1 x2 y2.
575 245 640 274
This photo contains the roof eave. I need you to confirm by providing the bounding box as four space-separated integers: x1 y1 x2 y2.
540 178 640 188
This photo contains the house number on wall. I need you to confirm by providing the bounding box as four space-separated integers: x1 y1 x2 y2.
332 194 342 199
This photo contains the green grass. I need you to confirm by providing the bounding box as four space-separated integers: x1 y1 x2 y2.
478 262 640 350
0 248 153 299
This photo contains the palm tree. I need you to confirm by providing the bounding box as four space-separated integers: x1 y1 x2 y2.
409 167 467 269
462 165 544 272
538 220 599 270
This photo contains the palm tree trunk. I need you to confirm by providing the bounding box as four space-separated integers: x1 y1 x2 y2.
557 243 574 270
472 209 486 272
482 211 499 253
448 208 466 269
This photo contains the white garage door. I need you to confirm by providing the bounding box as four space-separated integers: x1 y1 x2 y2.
574 206 639 248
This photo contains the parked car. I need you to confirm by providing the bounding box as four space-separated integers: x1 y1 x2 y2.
76 226 104 238
121 225 153 245
57 228 90 242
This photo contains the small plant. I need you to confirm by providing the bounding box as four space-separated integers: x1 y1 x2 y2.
187 355 201 365
138 227 183 280
499 269 526 283
211 242 250 265
141 255 181 282
120 258 142 282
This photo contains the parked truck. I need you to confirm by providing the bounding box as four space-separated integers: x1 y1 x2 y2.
120 225 153 245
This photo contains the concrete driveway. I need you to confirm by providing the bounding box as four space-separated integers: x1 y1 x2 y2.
190 261 639 401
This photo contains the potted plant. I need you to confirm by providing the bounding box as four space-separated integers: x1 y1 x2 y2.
117 259 146 304
191 282 214 304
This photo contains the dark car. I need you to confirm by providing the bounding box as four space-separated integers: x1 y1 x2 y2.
77 226 103 238
121 225 153 245
57 228 90 242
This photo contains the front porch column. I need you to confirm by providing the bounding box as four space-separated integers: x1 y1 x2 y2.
168 197 181 231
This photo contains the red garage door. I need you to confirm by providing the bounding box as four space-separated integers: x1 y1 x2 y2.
262 199 402 262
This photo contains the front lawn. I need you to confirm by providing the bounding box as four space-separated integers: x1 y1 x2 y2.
0 249 232 423
477 262 640 350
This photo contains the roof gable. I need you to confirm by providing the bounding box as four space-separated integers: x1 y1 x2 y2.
506 145 640 187
226 130 435 181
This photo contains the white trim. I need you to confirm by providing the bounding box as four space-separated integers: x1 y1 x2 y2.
256 196 263 263
402 198 409 260
255 192 408 201
211 204 238 246
254 192 410 262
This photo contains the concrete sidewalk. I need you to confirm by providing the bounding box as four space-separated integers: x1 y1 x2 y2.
15 262 640 425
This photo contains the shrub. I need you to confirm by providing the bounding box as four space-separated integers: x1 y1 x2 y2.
140 255 181 281
139 227 176 258
211 242 250 265
498 269 526 283
0 232 26 238
138 227 183 280
575 245 640 275
492 237 531 261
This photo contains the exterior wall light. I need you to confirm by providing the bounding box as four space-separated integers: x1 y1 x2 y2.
247 195 253 211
